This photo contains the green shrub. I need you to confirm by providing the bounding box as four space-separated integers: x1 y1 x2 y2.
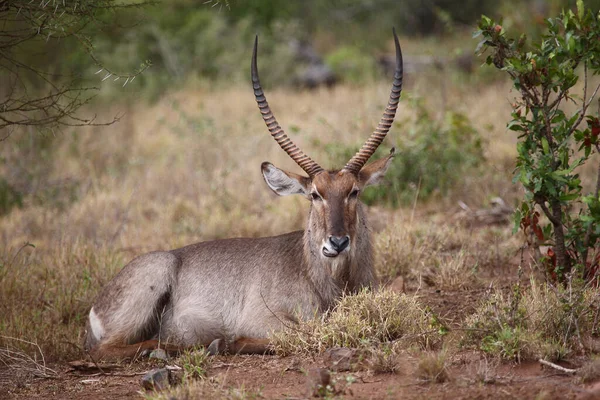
477 4 600 282
325 46 378 84
0 178 23 216
326 97 484 207
90 5 300 100
462 278 600 361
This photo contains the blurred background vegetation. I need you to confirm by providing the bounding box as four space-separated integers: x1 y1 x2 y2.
1 0 600 216
4 0 599 98
3 0 600 362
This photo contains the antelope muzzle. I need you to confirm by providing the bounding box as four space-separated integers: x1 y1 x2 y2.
323 235 351 258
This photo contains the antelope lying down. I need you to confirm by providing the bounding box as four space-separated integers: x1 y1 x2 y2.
84 30 403 360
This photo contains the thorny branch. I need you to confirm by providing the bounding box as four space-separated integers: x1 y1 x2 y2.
0 335 58 379
0 0 152 134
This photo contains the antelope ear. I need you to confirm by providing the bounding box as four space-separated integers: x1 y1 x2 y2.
261 162 311 196
358 148 395 187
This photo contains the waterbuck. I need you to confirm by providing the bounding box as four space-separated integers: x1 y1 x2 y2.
84 30 403 360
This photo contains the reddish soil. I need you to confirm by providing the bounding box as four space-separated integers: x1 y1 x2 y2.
1 276 597 399
2 352 598 400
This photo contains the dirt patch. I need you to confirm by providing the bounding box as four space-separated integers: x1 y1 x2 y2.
2 353 595 399
2 259 595 400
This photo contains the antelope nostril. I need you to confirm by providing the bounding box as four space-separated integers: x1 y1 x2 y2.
329 235 350 252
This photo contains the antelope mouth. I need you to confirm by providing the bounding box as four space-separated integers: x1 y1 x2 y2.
322 247 340 258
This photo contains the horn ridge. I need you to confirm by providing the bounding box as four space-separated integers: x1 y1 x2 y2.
344 28 403 174
251 35 324 177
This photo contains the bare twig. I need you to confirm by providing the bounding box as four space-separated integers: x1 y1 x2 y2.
536 199 561 227
0 0 151 133
84 349 107 375
0 335 57 378
538 358 577 374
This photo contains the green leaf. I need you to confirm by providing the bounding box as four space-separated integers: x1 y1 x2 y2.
541 137 550 154
550 171 569 182
577 0 585 20
545 181 558 196
559 193 579 201
508 121 525 131
551 112 565 123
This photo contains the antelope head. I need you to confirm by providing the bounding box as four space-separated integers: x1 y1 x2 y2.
252 30 403 259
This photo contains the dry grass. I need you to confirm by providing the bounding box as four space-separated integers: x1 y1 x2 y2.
463 279 600 361
0 62 523 366
0 242 124 360
270 289 444 356
368 344 404 374
466 358 499 385
0 336 58 380
415 350 449 383
578 358 600 384
141 378 264 400
374 220 517 289
431 249 479 291
374 222 468 282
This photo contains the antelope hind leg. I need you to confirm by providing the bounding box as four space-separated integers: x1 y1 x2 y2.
89 339 184 362
230 337 272 355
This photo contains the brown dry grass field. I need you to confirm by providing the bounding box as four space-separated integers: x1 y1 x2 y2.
1 46 600 399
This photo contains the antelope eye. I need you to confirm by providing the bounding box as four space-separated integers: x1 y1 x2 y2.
349 189 360 199
311 192 322 201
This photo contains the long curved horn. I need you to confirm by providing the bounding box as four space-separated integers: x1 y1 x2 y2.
344 28 403 175
251 36 324 177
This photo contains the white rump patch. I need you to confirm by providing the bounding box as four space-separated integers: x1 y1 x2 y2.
89 307 105 341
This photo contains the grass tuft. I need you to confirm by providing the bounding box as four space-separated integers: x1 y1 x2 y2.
178 347 212 382
415 350 449 383
270 289 444 356
368 344 403 374
431 249 479 291
374 222 496 290
578 358 600 384
141 379 264 400
466 358 498 385
462 278 600 361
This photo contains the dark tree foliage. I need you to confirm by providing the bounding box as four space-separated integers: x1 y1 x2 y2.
0 0 149 138
225 0 497 39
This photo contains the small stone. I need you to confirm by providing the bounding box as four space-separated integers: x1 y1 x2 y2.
141 368 172 391
324 347 357 372
389 276 405 293
306 367 331 397
149 348 168 361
